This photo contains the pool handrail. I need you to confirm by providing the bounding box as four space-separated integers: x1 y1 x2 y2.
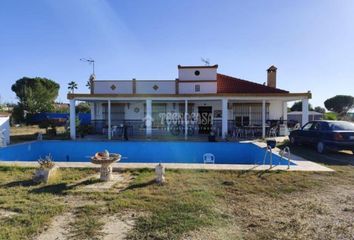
280 147 291 169
262 145 273 168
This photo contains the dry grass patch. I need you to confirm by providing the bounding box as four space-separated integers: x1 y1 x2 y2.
1 162 354 240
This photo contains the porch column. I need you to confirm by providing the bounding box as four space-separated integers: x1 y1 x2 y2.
108 100 111 140
302 98 309 127
69 99 76 140
222 98 228 139
146 99 152 137
262 100 266 138
184 99 188 139
282 101 288 121
90 102 95 121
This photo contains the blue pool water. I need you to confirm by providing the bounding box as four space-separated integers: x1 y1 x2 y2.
0 141 295 165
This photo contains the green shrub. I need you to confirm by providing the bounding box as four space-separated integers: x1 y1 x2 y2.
324 112 337 120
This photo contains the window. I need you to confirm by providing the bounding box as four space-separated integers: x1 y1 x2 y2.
194 70 200 76
152 103 167 128
310 122 321 131
302 122 313 131
233 103 269 126
195 84 200 92
328 122 354 130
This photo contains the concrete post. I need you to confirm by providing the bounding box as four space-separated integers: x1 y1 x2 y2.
282 101 288 121
146 99 152 137
262 100 266 138
108 100 111 140
69 99 76 140
222 98 228 139
302 98 309 127
184 99 188 139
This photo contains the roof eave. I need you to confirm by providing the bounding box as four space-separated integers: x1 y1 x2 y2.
68 92 311 100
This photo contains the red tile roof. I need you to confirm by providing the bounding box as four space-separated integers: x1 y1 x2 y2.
217 73 289 94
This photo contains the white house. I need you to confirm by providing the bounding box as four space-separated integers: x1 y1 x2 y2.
68 64 311 140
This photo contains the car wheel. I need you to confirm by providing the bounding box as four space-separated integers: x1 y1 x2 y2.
316 142 326 154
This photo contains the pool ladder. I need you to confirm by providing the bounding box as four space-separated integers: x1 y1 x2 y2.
280 147 291 169
263 146 291 169
262 145 273 169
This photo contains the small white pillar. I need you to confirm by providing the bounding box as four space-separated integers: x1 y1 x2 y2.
222 98 228 139
302 98 309 126
108 100 111 140
155 163 165 184
69 99 76 140
262 100 266 138
184 99 188 139
146 99 152 137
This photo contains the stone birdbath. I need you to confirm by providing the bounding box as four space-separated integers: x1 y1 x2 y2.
91 150 121 181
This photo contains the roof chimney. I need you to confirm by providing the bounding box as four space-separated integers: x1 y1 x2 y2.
267 65 277 88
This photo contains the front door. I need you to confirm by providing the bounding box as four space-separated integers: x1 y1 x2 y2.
198 106 212 134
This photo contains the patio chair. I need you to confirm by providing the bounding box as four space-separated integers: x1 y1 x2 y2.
268 126 277 138
233 127 243 139
111 125 118 137
203 153 215 164
244 127 255 138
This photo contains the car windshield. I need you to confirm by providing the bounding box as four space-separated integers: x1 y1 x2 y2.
328 122 354 131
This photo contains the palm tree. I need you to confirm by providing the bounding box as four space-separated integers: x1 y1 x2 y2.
68 81 78 93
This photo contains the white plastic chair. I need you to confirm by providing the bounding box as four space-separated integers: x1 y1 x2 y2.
268 127 277 138
111 126 118 137
203 153 215 164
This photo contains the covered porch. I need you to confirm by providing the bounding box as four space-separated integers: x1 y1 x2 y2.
68 94 311 141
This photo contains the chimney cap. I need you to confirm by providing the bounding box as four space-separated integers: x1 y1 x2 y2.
267 65 277 72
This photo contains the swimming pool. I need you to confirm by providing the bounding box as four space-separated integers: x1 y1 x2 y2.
0 141 294 166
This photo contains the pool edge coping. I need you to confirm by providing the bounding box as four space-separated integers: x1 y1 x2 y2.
0 140 334 172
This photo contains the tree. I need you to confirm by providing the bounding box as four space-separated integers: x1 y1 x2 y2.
76 102 91 113
324 95 354 117
11 77 60 114
68 81 78 93
86 74 96 93
314 106 326 114
290 101 313 112
324 112 337 120
11 105 25 124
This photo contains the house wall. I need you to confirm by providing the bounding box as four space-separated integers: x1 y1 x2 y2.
92 100 285 124
0 116 10 145
178 68 217 81
124 102 145 119
136 81 175 94
268 100 283 120
94 81 132 94
91 102 104 119
179 82 217 94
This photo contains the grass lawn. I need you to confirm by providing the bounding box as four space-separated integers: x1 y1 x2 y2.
0 157 354 239
10 125 69 144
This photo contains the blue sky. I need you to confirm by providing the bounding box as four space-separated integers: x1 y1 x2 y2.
1 0 353 107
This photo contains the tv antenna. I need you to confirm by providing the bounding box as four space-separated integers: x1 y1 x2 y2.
80 58 95 75
201 58 210 66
